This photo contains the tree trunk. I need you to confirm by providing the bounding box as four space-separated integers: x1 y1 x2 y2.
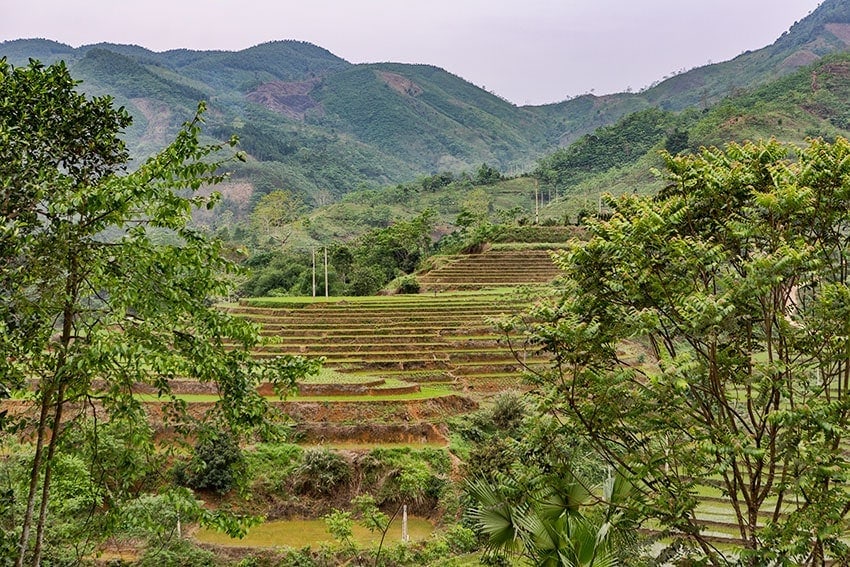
15 388 53 567
32 383 66 567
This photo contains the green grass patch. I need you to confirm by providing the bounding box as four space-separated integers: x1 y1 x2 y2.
299 367 382 385
291 385 454 402
238 289 523 308
487 242 571 251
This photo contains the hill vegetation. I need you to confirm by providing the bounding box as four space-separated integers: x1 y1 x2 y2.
4 0 850 213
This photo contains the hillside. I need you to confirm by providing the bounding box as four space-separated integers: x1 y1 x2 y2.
234 47 850 252
529 0 850 145
0 38 549 208
535 51 850 222
3 0 850 212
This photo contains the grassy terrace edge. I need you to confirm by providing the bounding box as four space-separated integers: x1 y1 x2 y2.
232 288 529 308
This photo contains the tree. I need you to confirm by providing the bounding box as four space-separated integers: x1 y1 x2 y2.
250 189 302 247
1 59 319 566
353 210 435 286
475 163 503 185
523 138 850 564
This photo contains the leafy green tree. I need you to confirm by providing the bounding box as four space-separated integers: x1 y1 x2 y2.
475 163 503 185
250 189 302 247
350 210 435 291
352 494 399 567
323 508 356 551
181 428 246 494
330 244 355 285
524 138 850 564
0 60 318 566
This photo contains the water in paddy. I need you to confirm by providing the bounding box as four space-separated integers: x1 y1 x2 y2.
195 516 433 548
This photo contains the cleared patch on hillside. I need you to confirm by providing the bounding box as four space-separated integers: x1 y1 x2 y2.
826 23 850 46
131 97 174 146
377 71 423 97
246 79 322 120
779 50 820 70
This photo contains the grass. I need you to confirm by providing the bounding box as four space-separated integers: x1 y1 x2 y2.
235 288 523 307
300 367 382 385
488 242 572 251
194 516 433 548
291 385 454 402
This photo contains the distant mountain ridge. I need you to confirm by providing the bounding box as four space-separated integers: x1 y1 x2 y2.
3 0 850 208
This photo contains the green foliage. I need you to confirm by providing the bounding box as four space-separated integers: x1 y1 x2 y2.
489 392 526 431
250 190 303 246
474 164 503 185
245 442 304 493
468 468 636 567
529 137 850 563
74 48 205 110
180 429 246 495
135 538 218 567
450 393 529 482
294 448 352 496
239 251 313 297
534 107 673 191
361 448 450 505
0 60 317 565
347 265 386 296
395 275 421 295
323 509 355 549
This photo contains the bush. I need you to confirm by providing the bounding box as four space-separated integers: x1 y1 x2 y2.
396 275 420 294
136 538 217 567
245 443 304 492
294 448 352 496
490 392 526 431
179 429 245 495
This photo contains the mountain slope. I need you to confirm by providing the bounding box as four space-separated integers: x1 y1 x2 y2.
3 0 850 210
530 0 850 145
535 50 850 223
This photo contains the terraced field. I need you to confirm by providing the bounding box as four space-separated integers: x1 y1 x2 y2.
417 249 561 291
233 290 547 395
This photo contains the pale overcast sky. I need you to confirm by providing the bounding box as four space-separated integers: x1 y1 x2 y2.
1 0 825 105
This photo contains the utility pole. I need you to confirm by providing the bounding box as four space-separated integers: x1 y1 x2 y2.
311 247 316 297
534 179 540 224
324 247 329 298
402 505 409 543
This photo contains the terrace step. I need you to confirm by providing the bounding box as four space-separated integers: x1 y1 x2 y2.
417 250 561 291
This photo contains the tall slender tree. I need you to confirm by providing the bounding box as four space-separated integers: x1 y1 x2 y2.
1 59 318 566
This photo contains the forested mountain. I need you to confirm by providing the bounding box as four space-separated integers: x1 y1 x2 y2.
2 0 850 210
535 50 850 224
531 0 850 144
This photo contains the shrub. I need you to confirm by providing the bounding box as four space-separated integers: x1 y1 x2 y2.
348 265 386 296
294 448 351 496
396 275 420 294
490 392 526 431
179 429 245 495
245 443 304 492
136 538 217 567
